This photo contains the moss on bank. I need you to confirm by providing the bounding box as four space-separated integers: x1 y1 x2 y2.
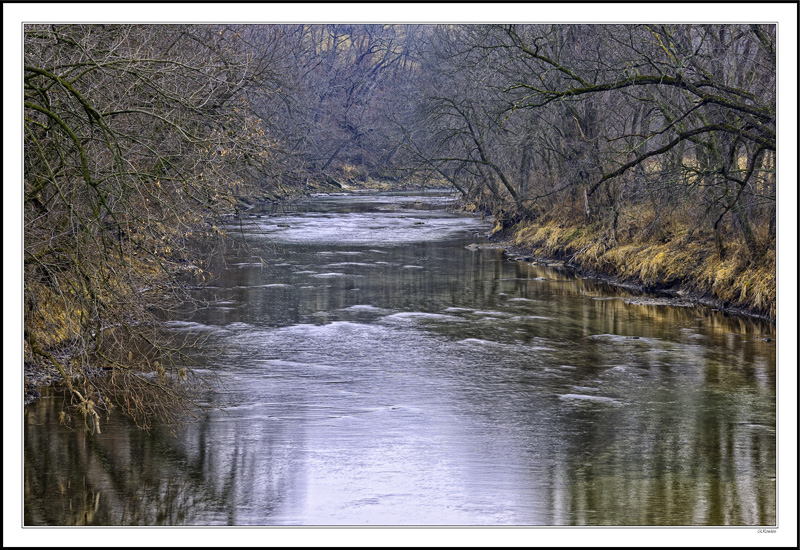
506 220 776 321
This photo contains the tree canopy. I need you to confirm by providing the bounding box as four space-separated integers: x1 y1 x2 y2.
23 23 778 429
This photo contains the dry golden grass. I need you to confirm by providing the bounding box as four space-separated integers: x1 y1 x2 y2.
510 209 775 319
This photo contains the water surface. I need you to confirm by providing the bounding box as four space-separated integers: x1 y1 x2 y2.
24 192 776 526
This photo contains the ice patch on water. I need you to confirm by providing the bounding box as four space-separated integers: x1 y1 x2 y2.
226 322 256 331
164 321 216 331
472 310 510 317
559 394 623 406
569 385 600 393
251 211 486 246
276 321 384 337
383 312 464 323
232 283 290 289
310 272 349 278
341 304 392 313
457 338 503 346
324 262 375 268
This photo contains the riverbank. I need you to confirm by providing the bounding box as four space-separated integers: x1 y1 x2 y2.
24 187 778 527
491 220 776 323
25 190 774 409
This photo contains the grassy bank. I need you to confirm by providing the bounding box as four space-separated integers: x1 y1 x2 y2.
502 218 776 321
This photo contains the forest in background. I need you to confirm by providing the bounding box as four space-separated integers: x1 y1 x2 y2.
23 24 777 429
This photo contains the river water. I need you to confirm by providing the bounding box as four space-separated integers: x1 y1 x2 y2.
24 192 777 526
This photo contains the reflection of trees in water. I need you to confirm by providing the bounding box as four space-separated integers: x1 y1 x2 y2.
23 236 776 526
24 394 296 525
511 283 776 526
549 358 776 525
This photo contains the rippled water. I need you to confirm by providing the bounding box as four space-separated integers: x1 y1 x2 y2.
24 192 777 526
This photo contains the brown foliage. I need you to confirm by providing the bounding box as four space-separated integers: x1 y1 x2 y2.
24 24 278 429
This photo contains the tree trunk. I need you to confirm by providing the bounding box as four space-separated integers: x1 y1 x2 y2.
733 196 759 258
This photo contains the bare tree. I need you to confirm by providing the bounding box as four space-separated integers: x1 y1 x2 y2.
24 24 285 430
407 24 775 258
498 24 775 254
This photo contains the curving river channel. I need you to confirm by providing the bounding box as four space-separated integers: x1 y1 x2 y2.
24 192 777 526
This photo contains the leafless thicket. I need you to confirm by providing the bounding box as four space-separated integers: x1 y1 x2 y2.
24 24 289 429
411 25 775 259
24 24 777 429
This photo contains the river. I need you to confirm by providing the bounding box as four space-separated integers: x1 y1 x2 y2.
23 191 776 526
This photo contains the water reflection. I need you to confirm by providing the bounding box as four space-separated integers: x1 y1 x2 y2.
24 192 776 526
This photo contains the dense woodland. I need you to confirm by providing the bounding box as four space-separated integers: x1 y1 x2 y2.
23 24 777 429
